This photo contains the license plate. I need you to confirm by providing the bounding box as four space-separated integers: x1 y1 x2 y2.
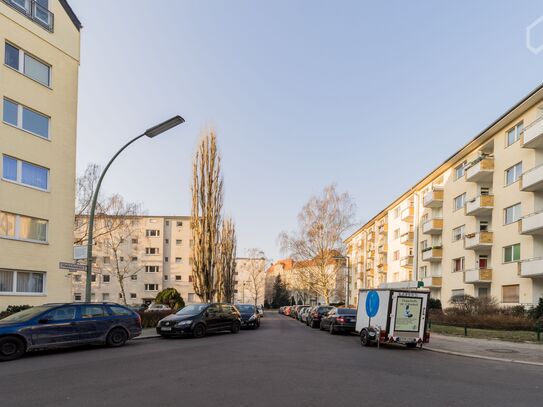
161 327 172 331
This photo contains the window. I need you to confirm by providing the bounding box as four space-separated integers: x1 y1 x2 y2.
0 210 47 242
131 256 138 261
176 221 183 227
103 256 110 264
451 289 465 299
393 207 400 219
175 275 181 281
502 285 519 303
131 238 138 244
2 155 48 190
145 247 159 255
5 43 50 86
393 250 400 261
145 266 159 273
506 122 524 147
149 219 157 223
119 293 123 299
165 239 169 244
175 257 182 264
145 229 160 237
188 275 193 283
420 240 428 250
43 306 76 321
81 305 105 319
130 293 137 299
393 229 400 239
120 256 124 262
452 257 465 272
0 269 45 293
452 225 465 241
130 275 137 281
454 162 466 180
505 162 522 186
109 305 132 316
165 220 169 226
3 99 50 139
91 274 96 283
144 284 159 291
176 239 182 245
479 220 489 232
74 293 82 301
164 257 169 262
477 287 489 298
504 203 521 225
164 275 169 281
74 274 81 282
103 275 110 283
419 266 427 278
102 293 110 301
480 187 490 196
453 193 466 211
503 244 520 263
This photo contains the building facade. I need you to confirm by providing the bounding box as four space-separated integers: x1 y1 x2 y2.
0 0 81 310
346 84 543 308
234 257 266 306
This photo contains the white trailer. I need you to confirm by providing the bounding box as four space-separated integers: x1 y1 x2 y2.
355 289 430 348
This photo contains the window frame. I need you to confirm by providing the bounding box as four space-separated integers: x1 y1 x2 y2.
4 42 51 87
504 203 521 225
0 268 46 295
452 257 465 272
502 284 520 303
505 122 524 147
454 161 467 181
453 193 466 211
0 210 48 244
504 162 522 186
503 243 521 263
3 98 51 140
452 225 465 242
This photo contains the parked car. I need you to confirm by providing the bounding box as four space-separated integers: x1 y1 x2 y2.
283 306 292 316
0 302 142 362
145 303 172 312
156 303 241 338
319 307 357 334
236 304 261 329
298 306 311 323
307 305 332 328
278 307 285 314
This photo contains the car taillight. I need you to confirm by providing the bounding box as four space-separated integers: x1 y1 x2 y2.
136 313 142 328
336 317 345 323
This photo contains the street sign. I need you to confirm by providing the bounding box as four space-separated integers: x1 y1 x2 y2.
73 245 87 260
365 290 380 318
59 262 87 272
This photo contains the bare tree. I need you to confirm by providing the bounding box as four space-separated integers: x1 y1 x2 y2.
218 217 237 303
244 249 266 307
191 129 224 303
74 164 141 245
279 184 355 304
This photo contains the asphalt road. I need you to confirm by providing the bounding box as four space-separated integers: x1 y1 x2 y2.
0 313 542 407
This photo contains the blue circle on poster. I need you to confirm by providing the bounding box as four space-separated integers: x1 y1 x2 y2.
365 291 379 317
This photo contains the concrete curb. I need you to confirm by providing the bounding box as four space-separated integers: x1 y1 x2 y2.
134 334 161 340
424 346 543 367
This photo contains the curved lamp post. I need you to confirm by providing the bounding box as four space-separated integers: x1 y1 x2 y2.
85 116 185 301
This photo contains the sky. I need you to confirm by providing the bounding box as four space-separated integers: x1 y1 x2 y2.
70 0 543 262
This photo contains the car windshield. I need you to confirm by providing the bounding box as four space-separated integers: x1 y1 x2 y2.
0 305 54 323
318 307 332 312
176 304 208 315
337 308 356 315
237 305 256 313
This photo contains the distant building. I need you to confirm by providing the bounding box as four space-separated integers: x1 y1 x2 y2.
234 257 266 306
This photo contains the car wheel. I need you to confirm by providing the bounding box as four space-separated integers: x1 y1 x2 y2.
106 328 128 347
360 330 371 347
231 321 241 334
193 323 206 338
0 336 25 361
329 323 336 335
406 342 417 349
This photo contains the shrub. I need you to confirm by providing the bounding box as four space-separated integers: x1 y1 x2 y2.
428 298 442 310
0 305 32 320
138 310 173 328
528 297 543 320
447 295 499 316
155 288 185 311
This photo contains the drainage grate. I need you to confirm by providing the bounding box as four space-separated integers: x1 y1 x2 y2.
486 348 519 354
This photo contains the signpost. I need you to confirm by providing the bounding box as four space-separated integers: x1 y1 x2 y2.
59 262 87 272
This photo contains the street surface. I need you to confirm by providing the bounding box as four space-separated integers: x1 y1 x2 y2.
0 312 541 407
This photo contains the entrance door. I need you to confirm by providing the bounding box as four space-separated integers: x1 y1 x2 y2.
478 255 488 269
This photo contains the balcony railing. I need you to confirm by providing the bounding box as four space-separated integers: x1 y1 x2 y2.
421 218 443 235
521 210 543 235
521 163 543 192
463 268 492 284
464 231 493 251
465 157 494 183
400 255 413 268
421 247 443 262
465 195 494 216
2 0 54 31
421 276 442 288
522 116 543 149
401 206 414 222
423 188 444 208
400 231 414 245
518 257 543 278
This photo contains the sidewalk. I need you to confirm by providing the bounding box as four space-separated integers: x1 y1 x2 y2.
135 328 160 340
426 333 543 366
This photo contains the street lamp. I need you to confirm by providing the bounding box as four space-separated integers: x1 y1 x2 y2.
85 116 185 301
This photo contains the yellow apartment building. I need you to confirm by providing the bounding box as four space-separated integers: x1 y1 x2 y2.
0 0 81 309
346 83 543 308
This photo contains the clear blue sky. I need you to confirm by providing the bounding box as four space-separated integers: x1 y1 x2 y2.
70 0 543 262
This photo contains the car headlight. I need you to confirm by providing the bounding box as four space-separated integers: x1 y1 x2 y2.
176 320 193 327
249 314 256 321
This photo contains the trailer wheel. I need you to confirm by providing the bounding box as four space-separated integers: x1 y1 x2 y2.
406 342 417 349
360 330 371 347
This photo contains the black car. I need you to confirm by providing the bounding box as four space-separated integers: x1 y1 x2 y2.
156 303 241 338
307 305 332 328
319 307 357 334
236 304 260 329
0 303 142 361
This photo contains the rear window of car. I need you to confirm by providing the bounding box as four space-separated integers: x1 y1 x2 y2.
81 305 106 318
222 304 234 313
337 308 356 315
108 306 133 316
318 307 332 312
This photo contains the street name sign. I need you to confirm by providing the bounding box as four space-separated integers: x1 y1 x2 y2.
59 262 87 272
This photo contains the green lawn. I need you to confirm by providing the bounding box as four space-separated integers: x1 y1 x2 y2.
431 324 542 343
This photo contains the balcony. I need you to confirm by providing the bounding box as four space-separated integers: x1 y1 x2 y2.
378 224 388 235
2 0 54 31
367 250 375 258
465 157 494 183
521 164 543 191
421 247 443 262
400 231 414 245
401 206 414 222
422 218 443 235
423 188 444 208
518 258 543 278
465 195 494 216
464 231 493 251
464 268 492 284
522 117 543 148
377 264 388 273
400 255 413 268
367 230 375 241
521 211 543 235
421 276 442 288
377 244 388 254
